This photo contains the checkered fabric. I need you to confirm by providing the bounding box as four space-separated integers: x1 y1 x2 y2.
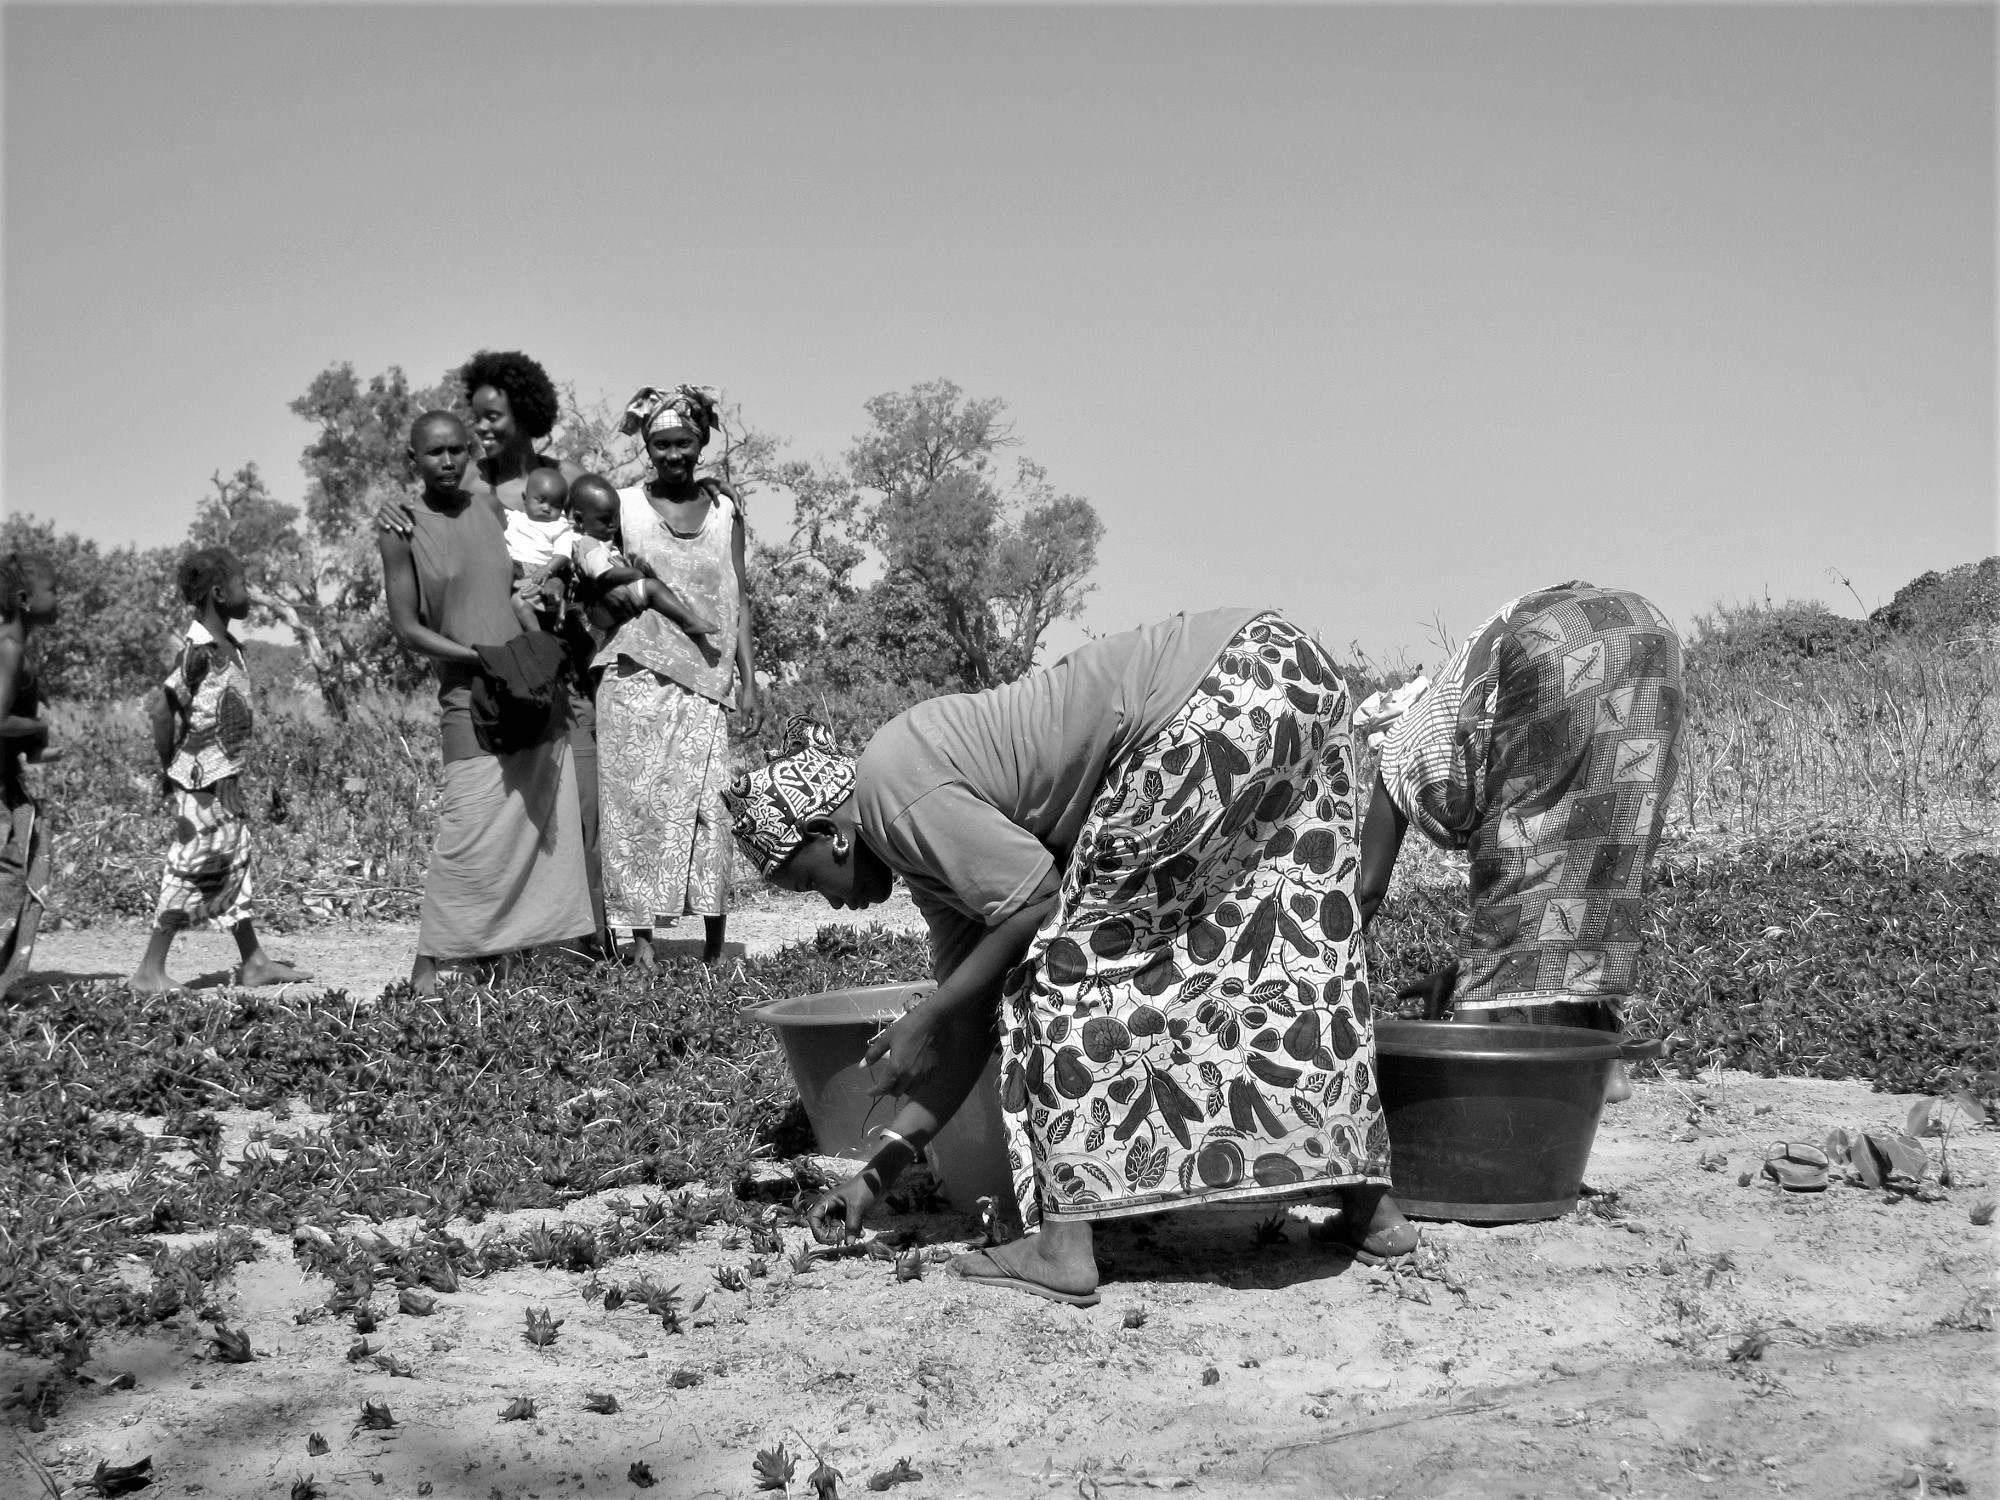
1458 585 1683 1007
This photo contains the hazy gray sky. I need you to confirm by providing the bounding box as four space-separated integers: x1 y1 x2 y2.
5 3 1993 665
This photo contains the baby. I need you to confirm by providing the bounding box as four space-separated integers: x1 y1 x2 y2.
564 475 718 645
504 470 580 624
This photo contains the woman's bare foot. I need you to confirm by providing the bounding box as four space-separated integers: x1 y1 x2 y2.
948 1220 1099 1303
628 929 658 970
411 955 438 998
238 952 312 987
1605 1060 1633 1104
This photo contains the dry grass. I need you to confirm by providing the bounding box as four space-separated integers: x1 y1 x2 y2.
1673 630 1999 845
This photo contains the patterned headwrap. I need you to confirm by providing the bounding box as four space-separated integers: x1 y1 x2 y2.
722 716 858 874
618 384 719 447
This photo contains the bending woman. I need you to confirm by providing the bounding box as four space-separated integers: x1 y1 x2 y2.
725 609 1412 1307
595 385 760 968
379 412 595 995
1355 582 1685 1100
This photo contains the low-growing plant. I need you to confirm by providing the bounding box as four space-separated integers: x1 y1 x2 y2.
0 927 930 1356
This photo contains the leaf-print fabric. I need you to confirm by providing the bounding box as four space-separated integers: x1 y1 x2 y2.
596 662 732 928
999 614 1390 1227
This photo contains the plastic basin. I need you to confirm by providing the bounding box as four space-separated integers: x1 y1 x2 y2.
747 983 1013 1216
1375 1019 1663 1223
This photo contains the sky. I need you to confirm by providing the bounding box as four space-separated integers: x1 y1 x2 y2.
5 2 1994 668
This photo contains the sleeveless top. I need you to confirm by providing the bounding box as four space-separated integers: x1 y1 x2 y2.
595 487 739 706
2 662 38 807
409 497 524 762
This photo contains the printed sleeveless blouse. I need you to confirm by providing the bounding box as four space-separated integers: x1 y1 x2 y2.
596 487 739 706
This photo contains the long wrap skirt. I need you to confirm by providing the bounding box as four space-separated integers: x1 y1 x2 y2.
417 737 595 961
1000 613 1391 1228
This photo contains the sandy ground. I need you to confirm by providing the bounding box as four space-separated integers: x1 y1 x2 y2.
25 888 929 994
5 1070 1994 1500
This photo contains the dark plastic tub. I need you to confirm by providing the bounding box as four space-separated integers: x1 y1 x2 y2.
1375 1020 1664 1223
746 983 1012 1215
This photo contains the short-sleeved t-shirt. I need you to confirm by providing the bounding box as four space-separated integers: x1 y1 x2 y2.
852 607 1262 963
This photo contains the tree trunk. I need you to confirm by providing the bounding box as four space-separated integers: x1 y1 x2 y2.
251 589 350 719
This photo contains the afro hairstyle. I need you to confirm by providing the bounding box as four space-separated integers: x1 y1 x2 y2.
177 545 241 609
459 350 560 441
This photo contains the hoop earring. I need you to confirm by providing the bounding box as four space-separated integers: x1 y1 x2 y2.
831 834 851 858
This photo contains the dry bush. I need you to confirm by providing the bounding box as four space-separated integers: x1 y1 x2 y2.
1676 613 1999 842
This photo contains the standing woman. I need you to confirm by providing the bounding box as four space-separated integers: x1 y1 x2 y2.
727 610 1413 1307
378 412 595 995
0 554 59 990
1354 582 1685 1100
595 385 761 967
377 352 605 946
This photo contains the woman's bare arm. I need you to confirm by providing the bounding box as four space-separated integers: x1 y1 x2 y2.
1356 771 1408 931
0 636 45 740
729 508 761 734
378 531 480 665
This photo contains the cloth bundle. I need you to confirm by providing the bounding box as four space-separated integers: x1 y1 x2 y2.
470 633 571 756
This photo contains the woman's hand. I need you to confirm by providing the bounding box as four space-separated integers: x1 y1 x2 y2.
807 1171 879 1243
734 686 764 739
1395 961 1461 1020
863 1001 945 1100
372 492 418 538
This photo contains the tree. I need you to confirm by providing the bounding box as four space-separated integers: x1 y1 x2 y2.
850 379 1101 688
739 379 1106 755
0 514 178 700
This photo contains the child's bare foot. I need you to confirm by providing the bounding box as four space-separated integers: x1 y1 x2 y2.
127 964 179 996
239 953 313 987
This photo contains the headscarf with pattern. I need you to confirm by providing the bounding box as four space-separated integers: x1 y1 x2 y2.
722 716 858 874
618 384 720 447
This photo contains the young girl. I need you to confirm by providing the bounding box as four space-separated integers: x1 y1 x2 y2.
129 546 312 994
0 552 59 989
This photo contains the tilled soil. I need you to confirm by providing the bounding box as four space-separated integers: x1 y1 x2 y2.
6 1070 1994 1499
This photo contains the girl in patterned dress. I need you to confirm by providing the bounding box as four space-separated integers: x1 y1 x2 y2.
725 611 1414 1307
129 547 312 994
1355 582 1686 1101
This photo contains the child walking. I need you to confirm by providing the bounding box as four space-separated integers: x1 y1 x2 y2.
129 547 311 994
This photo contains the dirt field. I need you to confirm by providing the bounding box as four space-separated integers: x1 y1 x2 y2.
6 1067 1993 1500
28 888 929 995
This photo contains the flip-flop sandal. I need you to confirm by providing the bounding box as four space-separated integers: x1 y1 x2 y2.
948 1248 1102 1308
1762 1142 1829 1192
1308 1219 1421 1265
